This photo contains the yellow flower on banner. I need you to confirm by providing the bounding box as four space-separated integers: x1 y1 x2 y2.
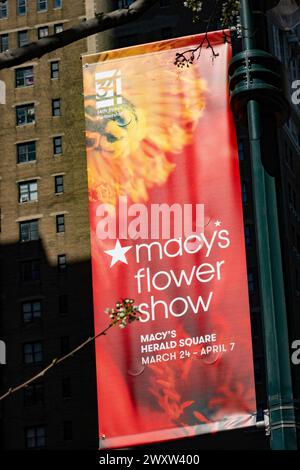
84 49 206 205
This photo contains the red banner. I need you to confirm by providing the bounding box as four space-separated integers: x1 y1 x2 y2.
83 31 256 449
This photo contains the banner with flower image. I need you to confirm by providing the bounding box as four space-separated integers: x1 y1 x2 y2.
83 31 256 449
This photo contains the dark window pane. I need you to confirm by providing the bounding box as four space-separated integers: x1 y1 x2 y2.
22 300 42 323
56 214 65 233
37 0 47 12
244 224 252 250
0 34 9 53
52 99 61 117
16 104 35 126
23 341 43 364
55 175 64 194
20 219 39 242
118 0 134 7
238 141 245 161
25 426 45 449
248 270 255 294
24 382 44 407
0 1 8 19
20 260 40 283
53 136 62 155
160 0 171 6
58 254 67 271
17 141 36 163
18 31 28 48
242 181 248 204
17 0 27 16
50 61 59 79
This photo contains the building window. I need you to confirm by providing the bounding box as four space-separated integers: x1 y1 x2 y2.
118 0 134 7
38 26 49 38
238 141 245 161
63 421 73 441
161 27 173 39
19 180 38 203
20 260 40 283
248 270 255 294
53 136 62 155
55 175 64 194
62 377 71 398
23 341 43 364
18 30 28 47
25 426 45 449
0 34 8 53
16 103 35 126
56 214 65 233
241 181 248 205
59 294 68 315
54 0 62 8
50 61 59 79
24 382 44 406
22 300 42 323
58 254 67 271
61 336 70 355
17 141 36 163
16 66 34 87
17 0 27 15
37 0 47 12
54 23 63 34
0 1 7 19
52 98 61 117
20 219 39 242
244 224 252 250
160 0 171 6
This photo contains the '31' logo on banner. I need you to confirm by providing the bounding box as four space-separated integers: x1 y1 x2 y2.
95 70 123 110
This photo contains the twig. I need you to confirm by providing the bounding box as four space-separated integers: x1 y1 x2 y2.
0 299 140 402
174 0 221 68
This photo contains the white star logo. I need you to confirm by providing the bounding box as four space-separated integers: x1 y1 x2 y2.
214 220 222 227
104 239 132 267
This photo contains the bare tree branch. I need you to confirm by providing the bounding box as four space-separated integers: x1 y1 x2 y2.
0 0 158 71
0 298 141 402
0 321 116 402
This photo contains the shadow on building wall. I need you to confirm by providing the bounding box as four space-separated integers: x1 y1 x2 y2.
0 236 270 450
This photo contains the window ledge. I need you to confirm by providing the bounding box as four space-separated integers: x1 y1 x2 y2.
15 85 35 90
18 200 38 206
17 160 37 165
16 122 36 128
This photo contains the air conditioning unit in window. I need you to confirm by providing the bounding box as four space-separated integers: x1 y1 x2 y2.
20 195 29 203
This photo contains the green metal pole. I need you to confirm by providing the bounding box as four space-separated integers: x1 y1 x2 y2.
240 0 297 450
